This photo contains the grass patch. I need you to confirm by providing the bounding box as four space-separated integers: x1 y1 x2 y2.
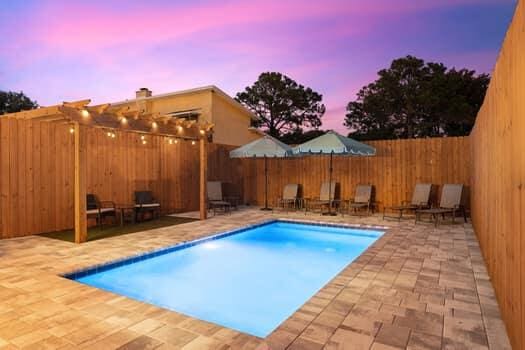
39 216 197 243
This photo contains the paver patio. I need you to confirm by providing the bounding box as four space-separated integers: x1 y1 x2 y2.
0 209 511 349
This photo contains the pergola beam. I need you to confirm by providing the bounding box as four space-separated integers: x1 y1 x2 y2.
73 123 87 243
200 136 208 220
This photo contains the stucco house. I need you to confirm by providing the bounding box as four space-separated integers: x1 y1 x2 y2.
110 86 262 146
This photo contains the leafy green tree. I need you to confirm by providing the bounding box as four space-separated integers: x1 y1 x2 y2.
344 56 489 140
0 90 38 115
236 72 325 138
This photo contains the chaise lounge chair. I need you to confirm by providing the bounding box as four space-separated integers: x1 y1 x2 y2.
86 194 116 228
415 184 467 227
383 183 432 220
275 184 300 212
207 181 231 215
306 182 338 214
343 184 373 216
134 191 161 222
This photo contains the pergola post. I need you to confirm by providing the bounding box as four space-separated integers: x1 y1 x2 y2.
199 136 208 220
74 122 87 243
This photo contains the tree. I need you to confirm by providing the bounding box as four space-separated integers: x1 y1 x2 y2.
344 56 489 140
279 129 327 145
0 91 38 115
236 72 325 138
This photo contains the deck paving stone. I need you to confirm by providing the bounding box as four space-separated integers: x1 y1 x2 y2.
116 335 164 350
325 328 374 349
406 330 441 350
0 209 512 349
374 324 411 348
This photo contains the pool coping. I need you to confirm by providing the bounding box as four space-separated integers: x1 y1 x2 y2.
62 218 389 280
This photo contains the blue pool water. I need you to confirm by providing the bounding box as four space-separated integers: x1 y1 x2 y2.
71 221 383 337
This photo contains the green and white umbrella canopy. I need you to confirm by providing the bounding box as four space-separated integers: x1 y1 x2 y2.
292 131 376 156
230 135 294 210
229 135 294 158
292 131 375 215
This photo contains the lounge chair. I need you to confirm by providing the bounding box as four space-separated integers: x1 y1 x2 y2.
306 182 338 214
275 184 300 212
134 191 161 221
383 183 432 220
344 184 373 216
86 194 116 228
415 184 467 227
207 181 231 215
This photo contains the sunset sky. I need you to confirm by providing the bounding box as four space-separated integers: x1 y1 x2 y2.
0 0 516 132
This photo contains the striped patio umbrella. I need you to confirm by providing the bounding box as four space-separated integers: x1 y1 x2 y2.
293 131 376 215
230 135 294 210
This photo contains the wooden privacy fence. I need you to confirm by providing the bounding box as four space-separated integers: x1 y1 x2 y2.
470 1 525 348
231 137 471 210
0 120 470 240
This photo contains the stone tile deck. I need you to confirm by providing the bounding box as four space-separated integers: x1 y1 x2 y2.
0 209 511 349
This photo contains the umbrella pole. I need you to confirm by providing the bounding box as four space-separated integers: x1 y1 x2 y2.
261 155 272 211
323 151 337 216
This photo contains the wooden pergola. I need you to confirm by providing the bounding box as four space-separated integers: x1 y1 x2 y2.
6 99 213 243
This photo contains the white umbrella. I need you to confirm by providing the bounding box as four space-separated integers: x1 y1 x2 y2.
293 131 376 215
230 135 294 210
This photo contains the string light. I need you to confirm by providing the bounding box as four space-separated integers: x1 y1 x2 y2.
168 138 173 145
191 140 196 145
176 125 183 133
199 129 205 135
152 121 158 129
174 139 179 144
107 131 116 138
69 127 75 134
120 117 127 124
140 135 145 140
142 140 147 145
80 109 89 118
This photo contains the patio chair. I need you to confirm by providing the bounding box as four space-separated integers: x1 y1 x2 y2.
134 191 161 222
415 184 467 227
207 181 231 215
275 184 300 212
344 184 373 216
86 194 116 228
306 182 338 214
383 183 432 220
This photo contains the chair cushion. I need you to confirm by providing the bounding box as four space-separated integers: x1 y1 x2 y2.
418 208 453 214
135 203 160 208
209 200 230 206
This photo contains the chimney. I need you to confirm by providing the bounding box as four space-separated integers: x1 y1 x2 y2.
136 88 152 99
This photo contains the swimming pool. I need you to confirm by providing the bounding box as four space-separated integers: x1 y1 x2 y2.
66 220 383 337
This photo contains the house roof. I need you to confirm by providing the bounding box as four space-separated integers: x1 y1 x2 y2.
111 85 258 120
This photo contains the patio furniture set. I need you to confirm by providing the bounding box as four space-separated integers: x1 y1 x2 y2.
86 191 161 228
272 181 467 226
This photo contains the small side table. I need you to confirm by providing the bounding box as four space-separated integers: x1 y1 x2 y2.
117 204 136 226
